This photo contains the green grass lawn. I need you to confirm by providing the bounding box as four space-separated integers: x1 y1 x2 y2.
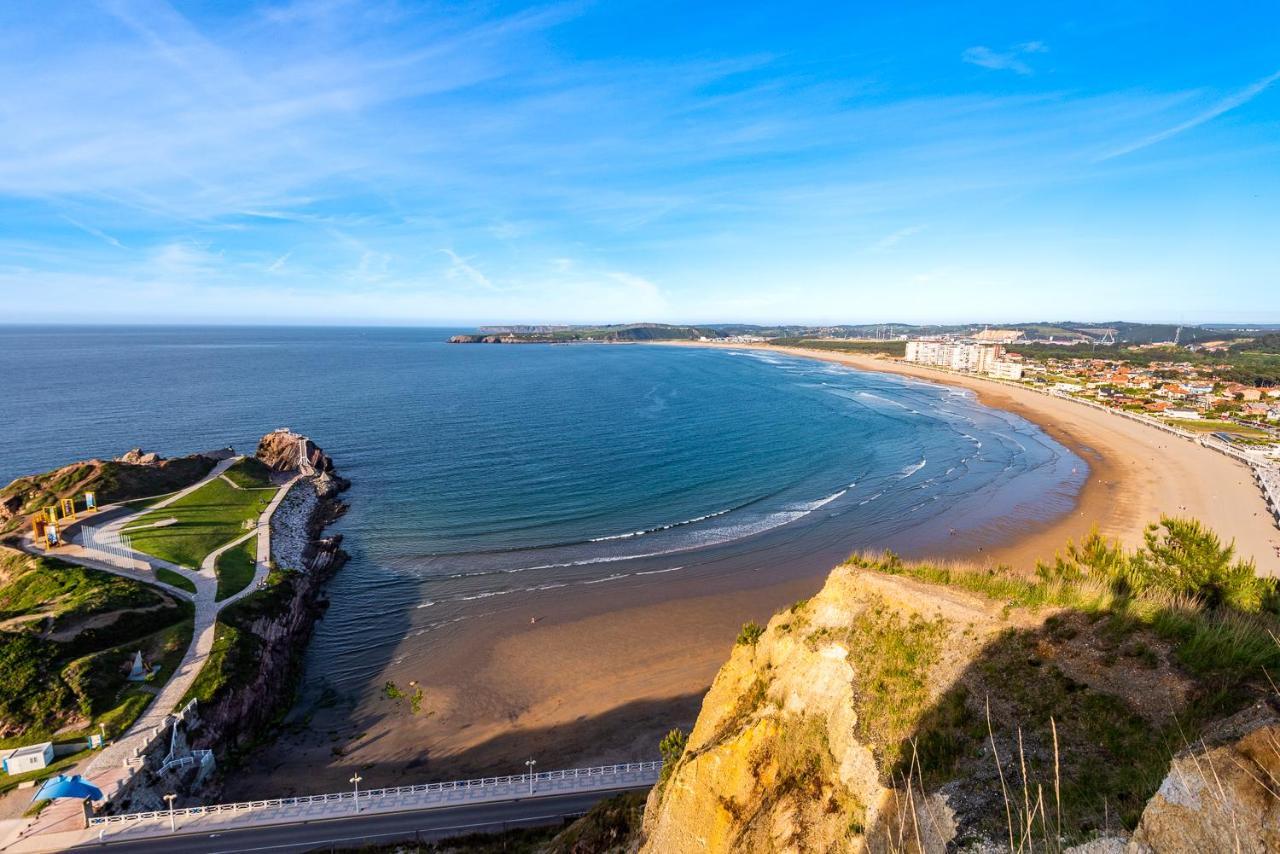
0 551 166 631
125 477 272 568
1167 418 1272 438
118 491 177 511
223 457 276 490
216 534 257 601
0 611 192 752
156 568 197 594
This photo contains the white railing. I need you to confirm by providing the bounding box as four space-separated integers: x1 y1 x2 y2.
88 760 662 827
158 749 213 776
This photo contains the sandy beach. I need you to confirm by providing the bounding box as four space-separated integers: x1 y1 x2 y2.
229 341 1280 799
728 342 1280 573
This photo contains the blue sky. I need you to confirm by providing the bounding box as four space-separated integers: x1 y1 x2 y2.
1 1 1277 325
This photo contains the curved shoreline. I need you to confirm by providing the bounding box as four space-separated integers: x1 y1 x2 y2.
225 340 1279 799
663 340 1279 574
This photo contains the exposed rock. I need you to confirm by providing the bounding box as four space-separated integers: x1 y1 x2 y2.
1129 703 1280 854
638 558 1276 853
256 429 350 490
449 333 518 343
118 448 163 466
0 492 21 522
640 568 998 853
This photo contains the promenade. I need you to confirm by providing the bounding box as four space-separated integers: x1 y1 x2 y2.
10 762 661 852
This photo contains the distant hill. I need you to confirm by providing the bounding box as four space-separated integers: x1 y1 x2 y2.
449 321 1249 345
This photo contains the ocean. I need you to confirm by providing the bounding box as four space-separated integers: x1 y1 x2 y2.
0 325 1085 699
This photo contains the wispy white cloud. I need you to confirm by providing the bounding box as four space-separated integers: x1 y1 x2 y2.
0 5 1276 322
60 215 125 249
440 248 496 290
870 224 926 252
962 42 1048 75
1096 69 1280 161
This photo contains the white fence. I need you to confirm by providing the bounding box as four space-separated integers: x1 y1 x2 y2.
79 523 140 567
88 760 662 829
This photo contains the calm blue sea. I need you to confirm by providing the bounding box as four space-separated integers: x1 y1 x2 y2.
0 326 1084 695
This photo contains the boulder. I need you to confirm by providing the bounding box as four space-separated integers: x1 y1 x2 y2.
1129 703 1280 854
118 449 163 466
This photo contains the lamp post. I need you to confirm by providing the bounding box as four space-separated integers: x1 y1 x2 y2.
350 773 363 813
525 758 536 796
163 793 177 832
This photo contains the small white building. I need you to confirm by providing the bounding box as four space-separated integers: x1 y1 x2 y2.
1 742 54 775
1165 409 1202 420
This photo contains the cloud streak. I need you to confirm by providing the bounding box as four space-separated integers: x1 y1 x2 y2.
1096 69 1280 161
962 42 1047 75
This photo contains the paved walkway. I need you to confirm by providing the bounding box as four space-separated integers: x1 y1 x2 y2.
2 461 302 849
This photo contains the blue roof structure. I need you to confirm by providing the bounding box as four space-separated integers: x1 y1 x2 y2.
31 775 104 803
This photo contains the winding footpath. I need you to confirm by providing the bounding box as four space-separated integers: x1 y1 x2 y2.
2 460 302 848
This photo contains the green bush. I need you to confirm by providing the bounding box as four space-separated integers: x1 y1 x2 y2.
1041 517 1274 612
659 728 687 766
736 621 765 646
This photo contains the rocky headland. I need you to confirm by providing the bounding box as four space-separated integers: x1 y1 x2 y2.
639 525 1280 852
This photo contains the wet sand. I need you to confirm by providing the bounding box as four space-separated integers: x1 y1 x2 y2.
227 341 1279 799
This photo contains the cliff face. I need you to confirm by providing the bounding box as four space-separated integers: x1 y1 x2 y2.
639 561 1279 853
640 568 998 852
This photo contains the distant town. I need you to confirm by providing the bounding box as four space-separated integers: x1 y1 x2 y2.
890 327 1280 454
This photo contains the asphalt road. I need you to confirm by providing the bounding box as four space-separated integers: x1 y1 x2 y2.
70 787 650 853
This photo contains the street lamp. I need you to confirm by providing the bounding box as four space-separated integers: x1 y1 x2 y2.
525 758 536 796
163 793 177 833
350 773 363 813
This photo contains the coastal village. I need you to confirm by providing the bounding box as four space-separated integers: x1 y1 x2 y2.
902 328 1280 444
895 329 1280 555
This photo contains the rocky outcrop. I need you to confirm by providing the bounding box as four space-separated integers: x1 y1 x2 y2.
638 559 1278 853
449 333 522 343
1130 704 1280 854
117 448 163 466
640 568 998 853
257 428 351 497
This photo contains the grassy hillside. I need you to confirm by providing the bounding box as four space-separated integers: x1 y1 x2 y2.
769 338 907 357
0 454 216 535
1012 342 1280 386
0 548 191 741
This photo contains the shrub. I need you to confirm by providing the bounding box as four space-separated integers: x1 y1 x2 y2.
1040 518 1274 613
736 621 765 646
657 728 689 786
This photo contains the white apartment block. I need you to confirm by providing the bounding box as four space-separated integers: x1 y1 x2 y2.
905 340 1008 376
